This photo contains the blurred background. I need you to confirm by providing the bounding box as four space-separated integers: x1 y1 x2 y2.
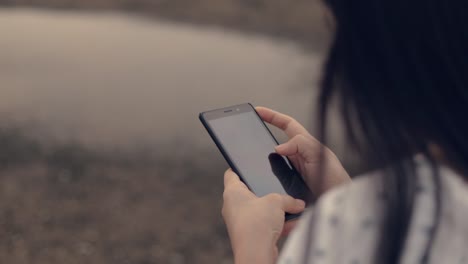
0 1 352 263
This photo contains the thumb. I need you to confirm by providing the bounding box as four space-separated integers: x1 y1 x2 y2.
275 141 298 156
276 135 320 162
280 195 306 214
275 135 308 156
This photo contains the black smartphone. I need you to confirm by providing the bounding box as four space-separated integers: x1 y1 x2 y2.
199 103 309 221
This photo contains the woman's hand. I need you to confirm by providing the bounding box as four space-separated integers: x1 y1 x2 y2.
222 169 306 264
256 107 351 197
221 107 350 263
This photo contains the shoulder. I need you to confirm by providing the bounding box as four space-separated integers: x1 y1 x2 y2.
279 173 384 264
278 158 468 264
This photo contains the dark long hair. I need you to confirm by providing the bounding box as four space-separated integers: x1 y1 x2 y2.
317 0 468 263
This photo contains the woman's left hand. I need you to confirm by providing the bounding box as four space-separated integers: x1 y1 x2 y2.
222 169 306 264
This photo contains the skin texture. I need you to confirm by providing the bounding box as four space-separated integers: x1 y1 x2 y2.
222 107 352 264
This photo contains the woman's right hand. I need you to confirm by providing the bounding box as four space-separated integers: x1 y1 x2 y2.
256 107 351 197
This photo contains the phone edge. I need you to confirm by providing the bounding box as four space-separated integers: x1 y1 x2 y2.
199 104 303 222
199 111 254 191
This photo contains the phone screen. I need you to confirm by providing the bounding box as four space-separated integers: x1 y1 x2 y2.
204 106 308 201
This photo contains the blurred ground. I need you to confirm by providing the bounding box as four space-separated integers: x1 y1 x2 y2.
0 125 231 264
0 0 329 51
0 1 331 263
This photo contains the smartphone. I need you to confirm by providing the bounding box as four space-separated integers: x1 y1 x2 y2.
199 103 309 221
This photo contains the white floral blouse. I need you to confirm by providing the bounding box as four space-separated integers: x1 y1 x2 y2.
278 158 468 264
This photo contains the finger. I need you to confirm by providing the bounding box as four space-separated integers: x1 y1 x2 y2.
224 169 239 187
266 194 306 214
281 197 306 214
224 169 248 190
275 135 321 161
255 107 311 139
281 220 299 237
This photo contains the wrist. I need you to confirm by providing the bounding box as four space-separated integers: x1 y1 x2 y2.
232 229 277 264
234 242 275 264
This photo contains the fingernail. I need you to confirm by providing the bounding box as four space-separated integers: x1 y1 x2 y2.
296 199 306 208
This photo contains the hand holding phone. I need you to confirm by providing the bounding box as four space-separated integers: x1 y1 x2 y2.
256 106 352 196
199 103 310 220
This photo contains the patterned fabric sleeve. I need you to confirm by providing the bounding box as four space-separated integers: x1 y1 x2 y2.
278 174 384 264
277 160 468 264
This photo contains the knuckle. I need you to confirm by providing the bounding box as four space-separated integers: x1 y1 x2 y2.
296 134 307 142
223 184 242 201
289 117 298 124
292 134 304 142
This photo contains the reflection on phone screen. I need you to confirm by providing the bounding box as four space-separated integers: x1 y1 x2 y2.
268 153 308 201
